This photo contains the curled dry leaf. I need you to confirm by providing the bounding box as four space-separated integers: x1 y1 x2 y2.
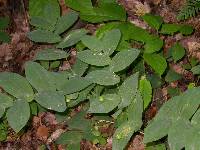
36 125 49 141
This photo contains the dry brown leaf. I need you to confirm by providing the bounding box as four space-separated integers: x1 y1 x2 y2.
36 125 49 140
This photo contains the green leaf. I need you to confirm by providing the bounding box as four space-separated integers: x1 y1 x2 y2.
67 111 91 131
144 37 163 53
29 0 60 18
109 48 140 72
7 99 30 132
54 11 79 35
0 31 10 43
65 0 93 12
88 94 121 113
144 87 200 144
145 144 166 150
81 35 104 52
0 17 9 29
35 91 66 112
59 77 92 95
56 29 87 48
168 119 200 150
171 42 185 62
29 1 60 31
0 72 34 102
68 84 95 108
118 73 139 109
86 70 120 86
56 131 82 149
139 76 152 109
191 65 200 75
34 48 69 60
77 50 111 66
27 30 61 43
69 59 88 76
160 24 181 35
143 53 167 76
101 29 121 55
191 109 200 126
80 2 126 23
113 92 143 150
180 25 194 35
25 61 56 92
0 93 13 118
165 69 182 82
142 14 163 30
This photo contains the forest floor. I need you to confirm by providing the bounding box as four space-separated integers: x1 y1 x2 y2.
0 0 200 149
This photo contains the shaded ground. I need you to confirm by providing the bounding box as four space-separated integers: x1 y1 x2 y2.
0 0 200 149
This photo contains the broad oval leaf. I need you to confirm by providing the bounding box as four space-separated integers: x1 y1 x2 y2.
54 11 79 34
86 70 120 86
143 53 167 76
144 37 163 53
81 35 103 52
101 29 121 55
29 0 60 31
0 72 34 102
34 48 69 60
27 30 61 43
56 29 87 48
0 93 13 109
180 25 194 35
77 50 111 66
118 72 139 109
113 121 138 150
65 0 93 12
29 0 60 19
59 77 92 95
7 99 30 133
139 76 152 109
80 2 126 23
144 87 200 144
142 13 163 30
191 65 200 75
160 24 181 35
171 42 185 62
69 59 88 76
0 93 13 118
25 61 56 92
109 48 140 72
35 91 66 112
88 94 121 113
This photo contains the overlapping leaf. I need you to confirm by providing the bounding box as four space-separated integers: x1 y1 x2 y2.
57 29 87 48
34 48 69 60
27 30 61 43
86 70 120 86
118 73 139 109
54 11 79 34
0 72 34 102
35 91 66 112
109 48 140 72
143 53 167 76
25 61 56 92
144 88 200 146
77 50 111 66
7 99 30 132
113 92 143 150
88 94 121 113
